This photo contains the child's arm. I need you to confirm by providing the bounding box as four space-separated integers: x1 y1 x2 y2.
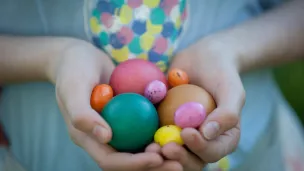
209 0 304 72
0 36 81 84
0 35 163 171
165 0 304 169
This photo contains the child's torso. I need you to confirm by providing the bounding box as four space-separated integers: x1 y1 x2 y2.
0 0 282 71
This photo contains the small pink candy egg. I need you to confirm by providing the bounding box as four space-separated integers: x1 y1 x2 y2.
144 80 167 104
174 102 207 128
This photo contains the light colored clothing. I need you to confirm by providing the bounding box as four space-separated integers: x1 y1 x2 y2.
84 0 189 72
0 0 303 171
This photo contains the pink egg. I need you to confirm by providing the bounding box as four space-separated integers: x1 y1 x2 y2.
144 80 167 104
109 59 168 95
174 102 206 128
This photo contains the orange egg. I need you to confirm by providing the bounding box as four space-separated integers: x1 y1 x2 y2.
168 68 189 87
90 84 114 113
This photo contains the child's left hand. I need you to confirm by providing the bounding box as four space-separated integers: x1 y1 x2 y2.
146 36 245 171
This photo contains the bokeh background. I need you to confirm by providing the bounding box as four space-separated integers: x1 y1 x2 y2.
274 61 304 125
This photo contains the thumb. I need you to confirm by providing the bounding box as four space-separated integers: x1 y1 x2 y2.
199 73 245 140
59 78 112 143
200 108 239 140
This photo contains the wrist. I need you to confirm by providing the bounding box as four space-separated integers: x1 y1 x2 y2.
46 38 97 84
201 27 267 74
198 33 243 72
0 36 88 84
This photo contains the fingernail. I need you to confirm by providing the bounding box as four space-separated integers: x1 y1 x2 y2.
203 121 220 140
93 125 109 143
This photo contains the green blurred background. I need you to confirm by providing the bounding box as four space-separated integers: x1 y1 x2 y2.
274 61 304 125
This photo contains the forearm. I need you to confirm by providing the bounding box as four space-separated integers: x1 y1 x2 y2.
0 36 80 84
210 0 304 72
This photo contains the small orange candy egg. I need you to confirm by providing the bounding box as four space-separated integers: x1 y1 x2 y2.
168 68 189 87
90 84 114 113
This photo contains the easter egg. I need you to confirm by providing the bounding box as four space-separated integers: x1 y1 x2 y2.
168 68 189 87
109 59 168 95
144 80 167 104
174 102 207 128
158 84 216 126
90 84 114 113
102 93 159 152
154 125 184 147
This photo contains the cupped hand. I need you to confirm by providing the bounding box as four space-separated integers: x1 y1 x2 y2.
145 142 205 171
49 40 163 171
152 36 245 170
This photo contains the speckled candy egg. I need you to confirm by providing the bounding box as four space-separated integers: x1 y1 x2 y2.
90 84 114 113
174 102 207 128
109 59 168 95
158 84 216 126
102 93 159 152
144 80 167 104
168 68 189 87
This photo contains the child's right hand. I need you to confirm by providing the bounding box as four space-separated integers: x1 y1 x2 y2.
50 40 163 171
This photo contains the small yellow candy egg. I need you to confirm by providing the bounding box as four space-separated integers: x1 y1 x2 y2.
154 125 184 147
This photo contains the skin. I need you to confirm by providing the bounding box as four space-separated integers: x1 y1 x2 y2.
146 0 304 170
0 0 304 170
0 37 163 171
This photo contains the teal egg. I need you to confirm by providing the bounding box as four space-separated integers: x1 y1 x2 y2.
101 93 159 152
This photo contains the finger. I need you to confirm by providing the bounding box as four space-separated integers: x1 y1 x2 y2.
182 127 240 163
200 71 245 140
180 128 207 160
200 108 239 140
145 143 161 154
148 161 183 171
81 136 164 171
57 70 112 143
162 142 205 170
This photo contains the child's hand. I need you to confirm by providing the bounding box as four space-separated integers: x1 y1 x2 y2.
161 37 245 170
145 143 206 171
51 41 163 171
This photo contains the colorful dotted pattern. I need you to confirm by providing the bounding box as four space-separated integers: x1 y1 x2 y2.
88 0 188 72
